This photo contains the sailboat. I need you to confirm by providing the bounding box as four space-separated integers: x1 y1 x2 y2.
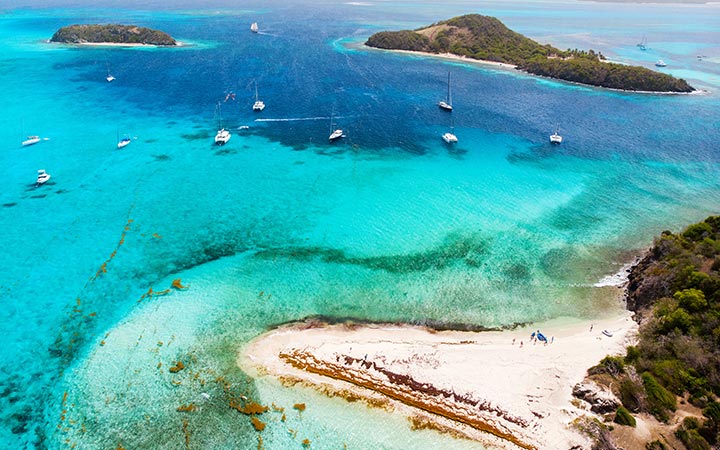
438 71 453 112
36 169 51 186
21 120 42 146
22 135 42 146
329 113 344 141
636 35 647 51
117 129 131 149
252 81 265 111
106 64 115 82
214 102 231 145
250 22 259 33
549 125 563 144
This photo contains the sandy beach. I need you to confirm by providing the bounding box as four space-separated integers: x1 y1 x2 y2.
361 45 519 71
46 40 184 47
240 312 638 450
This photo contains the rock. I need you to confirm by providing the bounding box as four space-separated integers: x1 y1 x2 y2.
572 382 620 414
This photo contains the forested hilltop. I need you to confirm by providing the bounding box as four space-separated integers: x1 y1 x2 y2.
578 216 720 450
50 24 176 46
366 14 694 93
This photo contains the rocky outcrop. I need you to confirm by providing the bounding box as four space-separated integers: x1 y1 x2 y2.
572 382 620 414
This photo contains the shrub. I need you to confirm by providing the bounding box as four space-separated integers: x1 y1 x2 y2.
614 406 636 427
645 440 667 450
683 222 713 242
619 378 643 412
642 372 676 422
625 345 641 364
675 427 711 450
674 289 708 313
662 307 693 333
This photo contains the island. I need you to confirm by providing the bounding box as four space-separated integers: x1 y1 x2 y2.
50 24 177 46
365 14 694 93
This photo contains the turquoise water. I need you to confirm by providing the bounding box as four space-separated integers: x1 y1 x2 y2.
1 1 719 448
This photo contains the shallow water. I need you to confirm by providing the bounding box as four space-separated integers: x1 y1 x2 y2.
1 1 719 448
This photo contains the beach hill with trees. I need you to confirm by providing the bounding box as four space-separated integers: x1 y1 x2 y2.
365 14 694 93
584 216 720 449
50 24 176 46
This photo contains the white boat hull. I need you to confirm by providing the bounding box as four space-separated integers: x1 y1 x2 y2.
22 137 41 146
36 170 50 185
550 134 562 144
329 129 344 141
442 132 458 143
253 101 265 111
215 129 231 145
438 101 452 111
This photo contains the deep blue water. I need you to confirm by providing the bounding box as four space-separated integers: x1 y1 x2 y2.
1 1 719 448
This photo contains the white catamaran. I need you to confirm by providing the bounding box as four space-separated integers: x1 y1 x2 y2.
252 81 265 111
214 102 231 145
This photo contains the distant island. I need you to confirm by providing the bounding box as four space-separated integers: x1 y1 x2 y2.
50 24 177 46
366 14 694 93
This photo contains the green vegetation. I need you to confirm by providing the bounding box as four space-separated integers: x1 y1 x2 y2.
614 406 637 427
642 372 677 422
50 24 176 45
590 216 720 448
365 14 694 92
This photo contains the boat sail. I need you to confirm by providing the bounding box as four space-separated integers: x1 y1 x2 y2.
438 71 453 112
250 22 259 33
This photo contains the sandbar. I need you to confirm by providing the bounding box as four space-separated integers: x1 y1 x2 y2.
240 312 637 449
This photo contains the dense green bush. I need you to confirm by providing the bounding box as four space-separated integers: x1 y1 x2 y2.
642 372 677 422
614 406 636 427
619 378 643 412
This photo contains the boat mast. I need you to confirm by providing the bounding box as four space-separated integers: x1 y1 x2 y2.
447 71 452 106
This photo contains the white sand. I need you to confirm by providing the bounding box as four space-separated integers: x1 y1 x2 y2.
46 40 185 48
240 312 637 450
368 46 519 71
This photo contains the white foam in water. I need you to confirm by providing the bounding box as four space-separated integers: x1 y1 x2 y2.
594 259 639 288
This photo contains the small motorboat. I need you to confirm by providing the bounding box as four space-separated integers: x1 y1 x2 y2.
602 330 613 337
655 59 667 67
251 22 259 33
442 132 458 144
36 169 51 185
106 74 115 82
215 128 231 145
329 129 344 141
